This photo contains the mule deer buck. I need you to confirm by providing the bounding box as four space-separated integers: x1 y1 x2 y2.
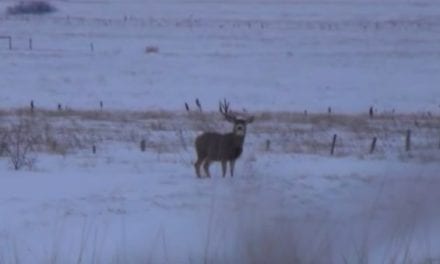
194 100 254 178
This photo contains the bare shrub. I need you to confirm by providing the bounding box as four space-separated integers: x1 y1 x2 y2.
3 118 41 170
7 1 56 15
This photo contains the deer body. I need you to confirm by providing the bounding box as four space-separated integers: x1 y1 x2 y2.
194 100 253 178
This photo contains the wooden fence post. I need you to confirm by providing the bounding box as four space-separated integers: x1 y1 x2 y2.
370 137 377 154
195 98 202 112
265 139 271 151
405 129 411 152
140 139 146 152
330 134 337 155
30 100 34 113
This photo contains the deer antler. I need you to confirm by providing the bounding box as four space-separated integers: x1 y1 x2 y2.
219 98 229 114
219 99 235 122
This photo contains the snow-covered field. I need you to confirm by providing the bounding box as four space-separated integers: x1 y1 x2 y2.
0 0 440 263
1 0 440 112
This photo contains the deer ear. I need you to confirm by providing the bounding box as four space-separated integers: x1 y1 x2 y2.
246 116 255 124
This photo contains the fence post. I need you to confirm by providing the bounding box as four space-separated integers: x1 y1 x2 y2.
370 137 377 154
405 129 411 152
140 139 146 152
195 98 202 112
265 139 271 151
330 134 337 155
29 38 33 50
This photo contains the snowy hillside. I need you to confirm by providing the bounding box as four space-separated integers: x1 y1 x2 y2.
0 0 440 263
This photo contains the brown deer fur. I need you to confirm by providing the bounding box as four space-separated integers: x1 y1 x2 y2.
194 100 254 178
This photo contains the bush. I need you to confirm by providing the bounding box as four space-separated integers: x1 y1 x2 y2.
3 118 40 170
7 1 56 15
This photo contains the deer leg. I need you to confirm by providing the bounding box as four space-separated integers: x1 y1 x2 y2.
203 159 211 178
229 160 235 177
194 158 203 178
221 161 227 178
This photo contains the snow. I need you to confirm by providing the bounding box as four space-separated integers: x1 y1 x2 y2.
1 0 440 112
0 145 438 263
0 0 440 263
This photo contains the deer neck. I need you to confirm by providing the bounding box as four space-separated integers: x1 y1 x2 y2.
230 133 245 146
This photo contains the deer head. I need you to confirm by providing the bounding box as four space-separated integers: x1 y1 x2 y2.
219 99 254 137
